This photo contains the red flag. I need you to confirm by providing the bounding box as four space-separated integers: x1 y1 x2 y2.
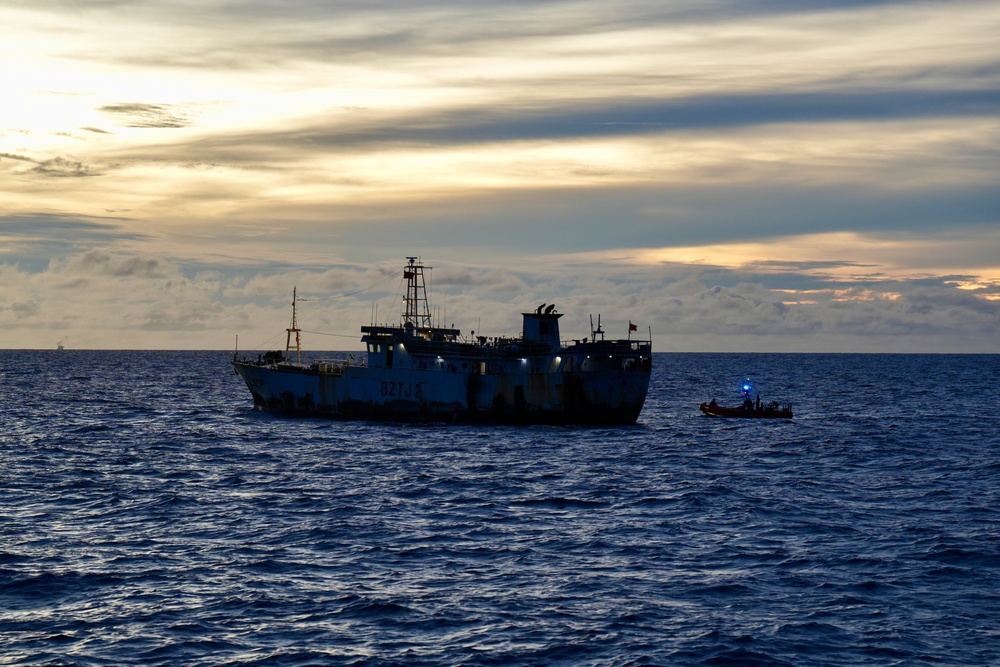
628 321 638 332
403 270 414 279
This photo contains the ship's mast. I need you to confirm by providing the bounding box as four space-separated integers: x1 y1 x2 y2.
591 314 605 341
285 286 301 365
403 257 433 328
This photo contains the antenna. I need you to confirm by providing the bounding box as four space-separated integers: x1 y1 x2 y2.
592 314 605 341
285 286 301 365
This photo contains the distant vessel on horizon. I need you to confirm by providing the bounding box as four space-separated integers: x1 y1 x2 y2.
57 341 64 351
232 256 653 425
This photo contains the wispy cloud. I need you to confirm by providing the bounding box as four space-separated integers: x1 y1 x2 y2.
99 103 191 128
0 213 149 271
30 156 95 177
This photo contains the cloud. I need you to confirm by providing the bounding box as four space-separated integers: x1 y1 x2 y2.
430 265 530 296
0 213 150 270
0 152 34 162
98 103 190 128
5 298 41 318
282 88 1000 147
0 213 147 242
58 249 173 279
0 249 241 347
30 156 95 177
0 247 997 351
2 149 101 177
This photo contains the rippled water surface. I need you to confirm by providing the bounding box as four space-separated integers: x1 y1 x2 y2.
2 351 999 666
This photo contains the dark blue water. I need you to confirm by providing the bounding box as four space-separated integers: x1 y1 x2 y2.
2 351 999 666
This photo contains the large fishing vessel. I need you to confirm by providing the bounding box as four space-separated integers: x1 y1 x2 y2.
232 257 652 424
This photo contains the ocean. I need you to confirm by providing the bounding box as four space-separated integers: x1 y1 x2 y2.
1 350 998 666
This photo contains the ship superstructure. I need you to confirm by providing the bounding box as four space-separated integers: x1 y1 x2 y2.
232 257 652 424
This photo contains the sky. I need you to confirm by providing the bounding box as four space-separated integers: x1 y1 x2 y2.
2 0 999 352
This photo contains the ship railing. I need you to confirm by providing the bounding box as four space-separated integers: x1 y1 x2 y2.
403 337 523 357
311 356 366 374
400 334 651 357
561 338 651 351
233 353 290 368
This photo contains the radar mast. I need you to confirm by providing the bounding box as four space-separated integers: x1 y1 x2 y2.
403 257 433 328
